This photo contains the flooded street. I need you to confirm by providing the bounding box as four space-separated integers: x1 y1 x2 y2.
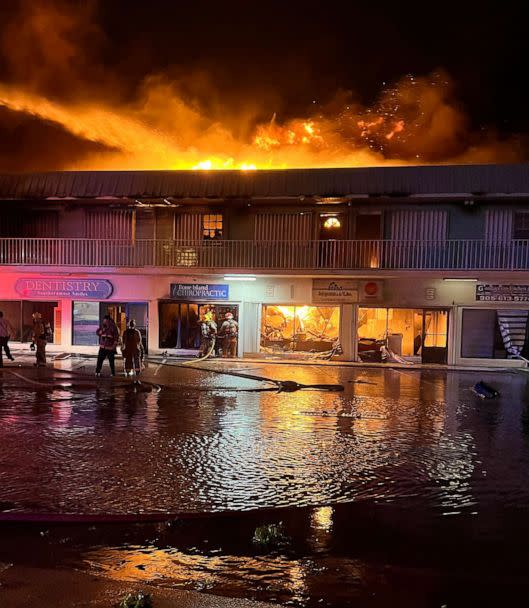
1 359 529 606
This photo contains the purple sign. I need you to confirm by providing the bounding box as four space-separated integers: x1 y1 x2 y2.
15 278 113 299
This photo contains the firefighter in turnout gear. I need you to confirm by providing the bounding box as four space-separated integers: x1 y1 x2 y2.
220 312 238 358
31 312 51 367
199 311 217 357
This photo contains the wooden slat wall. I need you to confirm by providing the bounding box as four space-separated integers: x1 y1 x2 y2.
85 209 133 239
0 210 59 237
0 211 23 237
485 209 513 241
390 210 447 241
254 213 312 241
174 213 202 241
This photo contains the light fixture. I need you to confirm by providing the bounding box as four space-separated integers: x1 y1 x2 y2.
443 278 478 282
223 275 257 281
163 198 172 205
323 216 341 229
134 199 145 207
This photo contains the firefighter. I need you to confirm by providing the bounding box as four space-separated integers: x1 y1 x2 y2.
31 312 49 367
199 311 217 357
220 312 239 358
95 315 120 376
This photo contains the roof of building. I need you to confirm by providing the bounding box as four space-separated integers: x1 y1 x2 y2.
0 163 528 199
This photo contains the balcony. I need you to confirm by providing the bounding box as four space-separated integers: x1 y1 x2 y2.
1 238 529 271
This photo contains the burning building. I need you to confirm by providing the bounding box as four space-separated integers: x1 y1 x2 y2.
0 163 529 366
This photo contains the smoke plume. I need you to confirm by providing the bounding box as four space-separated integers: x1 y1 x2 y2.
0 0 523 171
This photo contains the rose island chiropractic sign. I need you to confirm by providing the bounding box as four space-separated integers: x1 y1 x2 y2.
170 283 229 300
15 278 113 299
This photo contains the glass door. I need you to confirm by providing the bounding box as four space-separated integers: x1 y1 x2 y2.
101 302 149 353
422 309 448 364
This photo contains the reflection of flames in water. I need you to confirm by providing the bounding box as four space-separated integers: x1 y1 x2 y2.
0 71 519 171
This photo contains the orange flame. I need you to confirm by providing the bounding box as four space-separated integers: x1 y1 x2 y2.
0 72 521 170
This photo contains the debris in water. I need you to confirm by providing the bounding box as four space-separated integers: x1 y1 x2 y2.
472 381 500 399
252 522 289 548
119 591 153 608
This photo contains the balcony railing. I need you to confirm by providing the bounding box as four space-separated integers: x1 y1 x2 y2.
1 238 529 270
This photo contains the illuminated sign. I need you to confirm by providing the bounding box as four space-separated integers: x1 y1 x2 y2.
170 283 229 300
476 284 529 302
312 279 358 303
15 278 113 299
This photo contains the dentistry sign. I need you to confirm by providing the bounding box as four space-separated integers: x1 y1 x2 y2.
15 278 113 299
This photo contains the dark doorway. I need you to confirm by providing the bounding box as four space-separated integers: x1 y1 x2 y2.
159 302 239 350
100 302 149 353
355 213 382 239
354 213 382 268
421 309 449 364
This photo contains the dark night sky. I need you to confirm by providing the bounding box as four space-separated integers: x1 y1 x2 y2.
0 0 527 170
100 0 528 130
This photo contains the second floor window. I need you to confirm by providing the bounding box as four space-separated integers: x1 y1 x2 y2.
513 213 529 239
203 214 223 240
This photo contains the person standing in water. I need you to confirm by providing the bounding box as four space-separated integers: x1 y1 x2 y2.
122 319 144 376
0 311 15 367
219 312 239 358
95 315 119 376
31 312 49 367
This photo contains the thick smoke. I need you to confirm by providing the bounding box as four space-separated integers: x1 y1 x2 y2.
0 0 523 171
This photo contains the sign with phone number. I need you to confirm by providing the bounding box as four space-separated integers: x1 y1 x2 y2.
476 284 529 302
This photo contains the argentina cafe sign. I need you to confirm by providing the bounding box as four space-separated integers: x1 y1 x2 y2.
15 278 113 299
312 279 359 303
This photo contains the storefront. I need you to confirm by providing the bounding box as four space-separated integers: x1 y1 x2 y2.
357 307 449 364
458 285 529 361
158 282 239 354
72 301 149 351
0 299 60 343
7 276 150 352
2 272 528 368
260 305 340 355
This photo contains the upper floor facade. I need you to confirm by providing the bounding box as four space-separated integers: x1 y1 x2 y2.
1 163 529 273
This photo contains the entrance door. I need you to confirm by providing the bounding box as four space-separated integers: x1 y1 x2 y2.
421 309 449 364
101 302 149 353
355 213 382 268
318 214 347 267
319 213 347 240
158 302 238 351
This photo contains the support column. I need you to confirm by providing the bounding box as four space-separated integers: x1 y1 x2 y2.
148 299 158 353
340 304 355 361
61 299 72 349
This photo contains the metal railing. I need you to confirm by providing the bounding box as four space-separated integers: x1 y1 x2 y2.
1 238 529 270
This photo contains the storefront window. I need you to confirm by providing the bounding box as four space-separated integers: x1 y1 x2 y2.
0 301 59 343
261 305 340 353
72 302 99 346
159 302 238 350
72 301 148 350
358 307 448 362
461 309 528 359
21 301 58 343
0 301 22 341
